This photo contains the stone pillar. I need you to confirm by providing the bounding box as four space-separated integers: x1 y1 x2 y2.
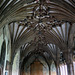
66 53 74 75
49 66 51 75
66 62 74 75
56 64 60 75
1 67 3 75
9 63 12 75
0 68 1 75
59 65 61 75
56 46 60 75
70 63 74 75
63 49 74 75
72 62 74 75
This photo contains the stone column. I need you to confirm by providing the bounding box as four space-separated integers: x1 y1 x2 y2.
66 53 74 75
72 62 74 75
1 67 3 75
56 46 60 75
0 68 1 75
49 66 51 75
63 49 74 75
66 62 74 75
56 64 60 75
9 63 12 75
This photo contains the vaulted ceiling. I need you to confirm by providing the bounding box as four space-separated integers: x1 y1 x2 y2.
0 0 75 27
0 0 75 67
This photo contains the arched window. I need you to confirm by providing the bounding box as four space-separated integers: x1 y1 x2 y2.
60 63 68 75
50 61 57 75
73 61 75 75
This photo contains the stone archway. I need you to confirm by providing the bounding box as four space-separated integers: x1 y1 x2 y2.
30 59 43 75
